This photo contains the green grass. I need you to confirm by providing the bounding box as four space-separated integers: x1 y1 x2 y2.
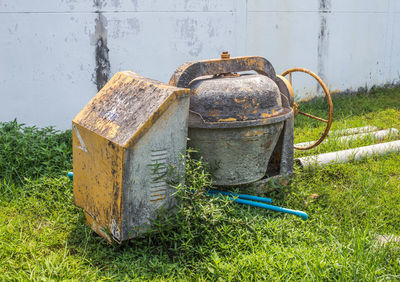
1 87 400 280
0 119 72 183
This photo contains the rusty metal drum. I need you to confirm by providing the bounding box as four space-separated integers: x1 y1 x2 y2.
169 53 294 186
187 74 292 185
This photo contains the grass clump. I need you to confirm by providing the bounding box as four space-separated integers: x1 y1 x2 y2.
131 149 238 263
0 119 72 183
0 86 400 280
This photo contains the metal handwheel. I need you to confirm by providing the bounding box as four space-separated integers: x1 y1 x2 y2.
281 68 333 150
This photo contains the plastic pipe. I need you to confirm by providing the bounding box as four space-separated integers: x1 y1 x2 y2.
207 189 272 204
331 126 378 136
232 198 308 221
295 128 398 147
297 140 400 169
208 189 308 220
68 172 73 180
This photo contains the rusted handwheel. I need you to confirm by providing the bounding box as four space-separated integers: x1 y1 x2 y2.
281 68 333 150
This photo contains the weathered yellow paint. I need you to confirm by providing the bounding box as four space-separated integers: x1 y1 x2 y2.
72 71 189 243
276 75 294 99
150 195 166 202
261 113 273 118
85 212 112 243
72 122 125 241
243 103 252 109
238 114 248 121
218 117 237 122
234 97 246 103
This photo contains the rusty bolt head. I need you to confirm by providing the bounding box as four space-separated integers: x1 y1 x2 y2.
221 51 230 59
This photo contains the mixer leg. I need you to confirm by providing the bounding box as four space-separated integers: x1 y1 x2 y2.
280 112 294 176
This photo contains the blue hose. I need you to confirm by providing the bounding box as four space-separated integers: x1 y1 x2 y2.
208 189 308 221
232 198 308 221
207 189 272 204
68 172 73 180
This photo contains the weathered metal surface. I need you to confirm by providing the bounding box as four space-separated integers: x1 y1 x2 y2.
188 123 284 186
72 122 125 242
171 54 294 186
275 75 294 109
188 108 294 185
188 108 292 129
73 71 190 243
267 112 294 177
281 68 333 150
169 56 277 88
74 71 189 148
188 74 283 123
121 98 189 240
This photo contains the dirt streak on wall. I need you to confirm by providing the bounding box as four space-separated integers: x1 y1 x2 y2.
317 0 331 94
92 0 111 91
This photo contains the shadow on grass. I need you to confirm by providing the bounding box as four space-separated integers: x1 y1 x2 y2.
65 213 175 277
64 183 295 279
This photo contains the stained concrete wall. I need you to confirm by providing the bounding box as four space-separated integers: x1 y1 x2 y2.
1 0 399 129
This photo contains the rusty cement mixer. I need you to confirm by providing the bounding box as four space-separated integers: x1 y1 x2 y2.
169 51 333 186
71 52 333 242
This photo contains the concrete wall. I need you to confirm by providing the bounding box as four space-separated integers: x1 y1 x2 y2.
1 0 399 129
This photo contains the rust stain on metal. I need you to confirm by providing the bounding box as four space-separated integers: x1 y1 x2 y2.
234 97 246 103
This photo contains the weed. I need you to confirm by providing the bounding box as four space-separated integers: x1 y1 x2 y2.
0 119 72 184
126 149 245 264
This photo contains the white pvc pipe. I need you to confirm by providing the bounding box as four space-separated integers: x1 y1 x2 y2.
295 128 398 148
297 140 400 169
332 126 378 136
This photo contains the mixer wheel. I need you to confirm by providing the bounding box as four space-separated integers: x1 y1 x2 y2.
281 68 333 150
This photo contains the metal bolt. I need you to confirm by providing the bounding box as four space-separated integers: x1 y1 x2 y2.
221 51 230 59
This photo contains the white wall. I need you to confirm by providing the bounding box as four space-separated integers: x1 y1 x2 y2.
1 0 399 129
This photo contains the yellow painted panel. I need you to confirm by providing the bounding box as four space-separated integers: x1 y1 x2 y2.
72 122 125 241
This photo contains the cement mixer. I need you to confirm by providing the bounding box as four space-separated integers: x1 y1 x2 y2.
71 52 332 242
